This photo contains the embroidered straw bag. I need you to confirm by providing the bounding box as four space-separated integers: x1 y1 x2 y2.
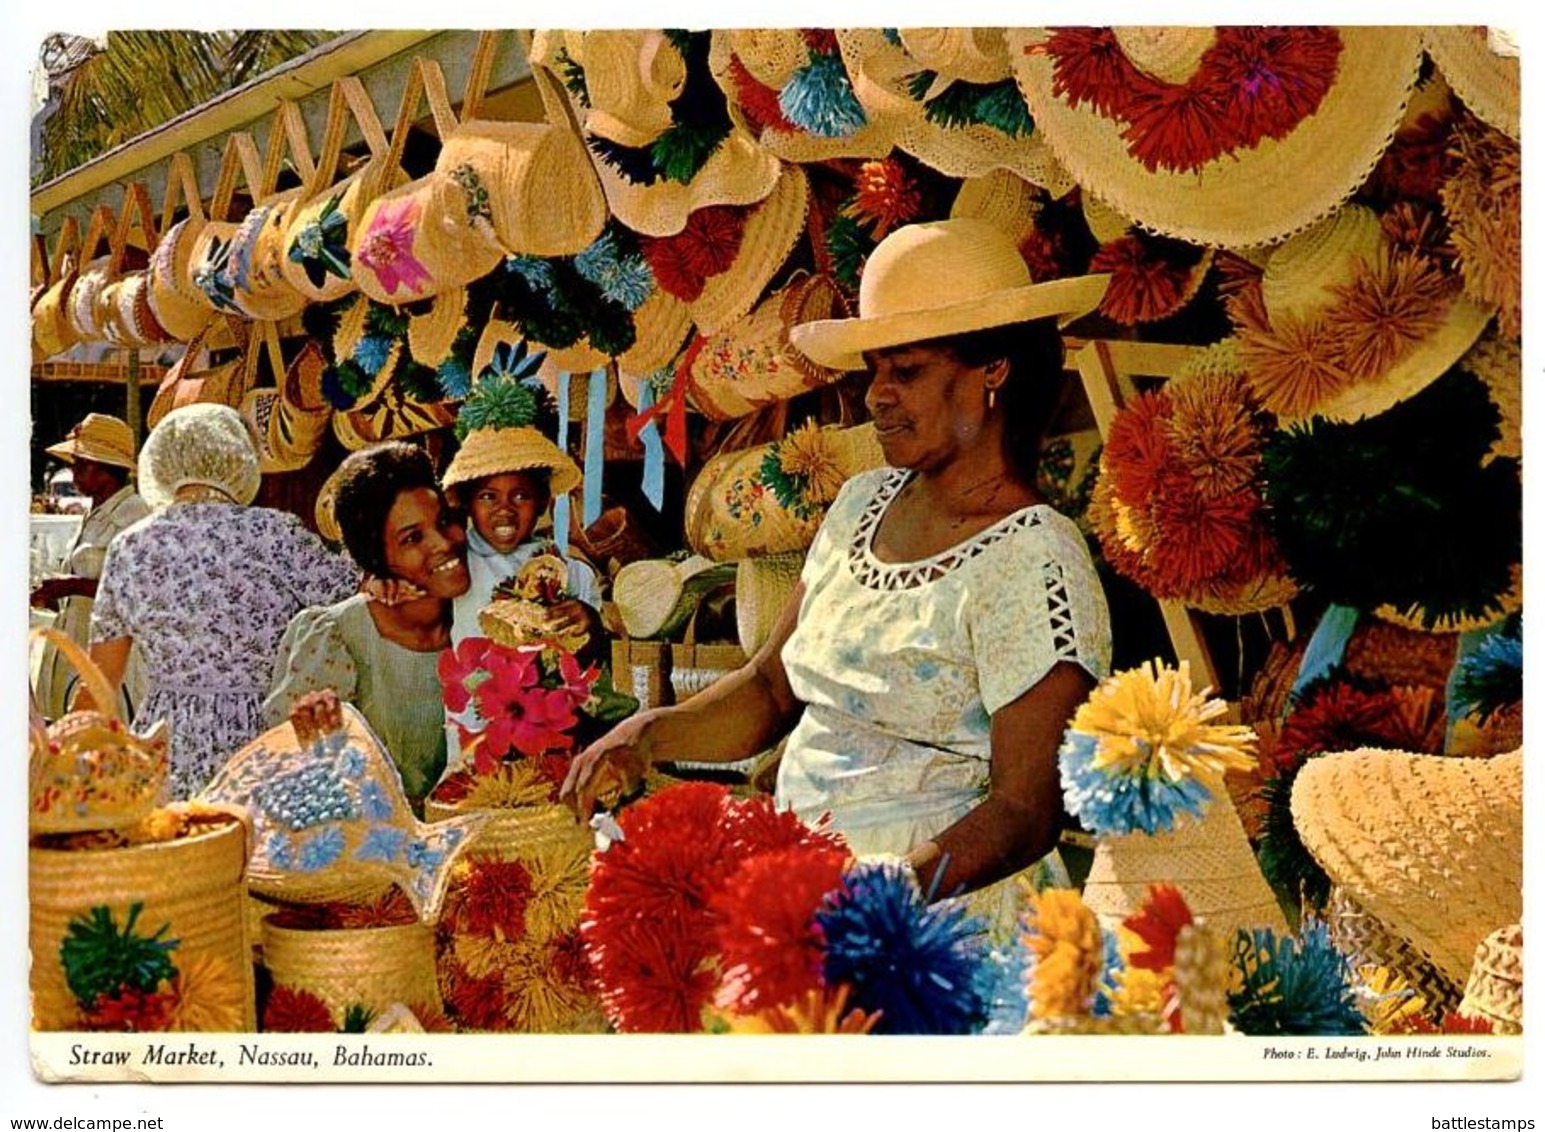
281 76 410 304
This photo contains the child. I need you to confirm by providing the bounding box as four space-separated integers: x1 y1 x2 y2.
440 424 601 649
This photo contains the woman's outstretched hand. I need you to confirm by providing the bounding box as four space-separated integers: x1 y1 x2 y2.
560 712 654 820
290 688 344 748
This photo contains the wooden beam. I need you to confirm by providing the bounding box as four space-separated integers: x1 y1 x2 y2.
32 361 167 385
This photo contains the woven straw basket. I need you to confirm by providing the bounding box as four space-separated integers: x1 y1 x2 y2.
1081 798 1288 945
29 806 255 1031
261 917 440 1027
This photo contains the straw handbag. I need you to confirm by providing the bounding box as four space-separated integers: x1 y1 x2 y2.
428 803 608 1033
433 30 607 258
147 152 217 342
30 635 252 1035
260 916 440 1029
64 205 120 344
350 58 504 304
685 273 850 421
281 76 410 303
223 104 317 322
668 601 747 703
684 422 885 562
145 316 272 432
240 338 334 474
32 215 82 360
187 132 268 316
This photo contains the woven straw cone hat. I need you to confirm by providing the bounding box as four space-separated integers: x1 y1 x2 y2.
1252 204 1495 425
1080 797 1288 945
949 169 1042 247
443 425 581 498
685 422 885 561
687 272 848 421
1007 26 1426 249
46 412 138 469
147 217 215 341
1290 747 1522 986
837 28 1076 194
688 164 810 336
435 114 608 258
735 551 804 654
1424 26 1519 140
593 127 783 239
576 30 686 148
792 217 1110 372
281 162 411 303
1457 922 1522 1034
352 171 505 304
707 31 897 164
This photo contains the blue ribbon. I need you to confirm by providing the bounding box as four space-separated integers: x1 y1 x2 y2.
583 367 607 527
636 381 666 511
553 371 571 554
1291 604 1361 699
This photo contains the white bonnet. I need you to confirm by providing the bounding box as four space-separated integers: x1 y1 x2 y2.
138 403 262 509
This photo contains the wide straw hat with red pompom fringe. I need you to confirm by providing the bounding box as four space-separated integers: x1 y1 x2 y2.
1007 26 1426 249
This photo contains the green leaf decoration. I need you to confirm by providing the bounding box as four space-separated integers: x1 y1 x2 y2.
60 902 180 1008
554 46 589 107
825 210 876 293
759 446 819 521
650 120 732 185
341 1003 375 1033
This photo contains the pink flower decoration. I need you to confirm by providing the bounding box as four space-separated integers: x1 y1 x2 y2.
356 198 433 296
474 647 582 759
439 637 496 714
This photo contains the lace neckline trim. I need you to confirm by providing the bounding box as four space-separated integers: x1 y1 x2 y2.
848 468 1052 591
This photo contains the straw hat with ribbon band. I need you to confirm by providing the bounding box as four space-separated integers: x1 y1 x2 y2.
707 29 897 164
281 75 409 304
147 152 217 343
1458 922 1522 1035
32 215 82 360
540 29 783 240
1424 26 1519 141
1227 203 1495 425
684 421 886 562
187 131 268 316
240 336 335 474
790 217 1110 373
63 204 121 344
219 102 317 323
836 28 1076 196
1059 660 1289 945
198 705 489 923
1082 193 1215 326
146 315 267 433
684 272 850 421
1291 747 1521 989
45 413 138 471
1007 26 1426 249
28 628 170 835
350 58 505 305
432 30 608 259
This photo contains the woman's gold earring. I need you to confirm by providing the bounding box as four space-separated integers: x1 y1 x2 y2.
987 387 998 411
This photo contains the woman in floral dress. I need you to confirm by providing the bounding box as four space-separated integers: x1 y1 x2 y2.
564 220 1113 933
87 404 358 799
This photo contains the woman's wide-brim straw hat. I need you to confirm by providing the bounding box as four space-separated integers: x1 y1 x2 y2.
707 29 896 164
1080 796 1289 946
567 29 687 149
442 425 582 498
1424 26 1519 141
791 217 1110 373
837 28 1075 195
1006 26 1426 248
1241 203 1495 425
1290 747 1522 987
138 402 262 510
45 413 137 470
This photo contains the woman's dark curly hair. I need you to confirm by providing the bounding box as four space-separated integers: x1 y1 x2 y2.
331 441 443 579
917 317 1068 483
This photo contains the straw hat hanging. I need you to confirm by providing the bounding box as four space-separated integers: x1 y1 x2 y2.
1423 26 1519 141
1007 26 1426 248
1457 922 1522 1035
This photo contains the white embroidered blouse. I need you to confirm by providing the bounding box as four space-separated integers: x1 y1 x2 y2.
775 467 1112 927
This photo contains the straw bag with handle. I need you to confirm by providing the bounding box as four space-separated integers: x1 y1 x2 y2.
145 315 271 431
147 152 217 342
63 205 120 344
282 75 410 303
32 215 81 360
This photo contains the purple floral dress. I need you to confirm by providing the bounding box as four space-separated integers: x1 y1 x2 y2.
91 502 358 799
